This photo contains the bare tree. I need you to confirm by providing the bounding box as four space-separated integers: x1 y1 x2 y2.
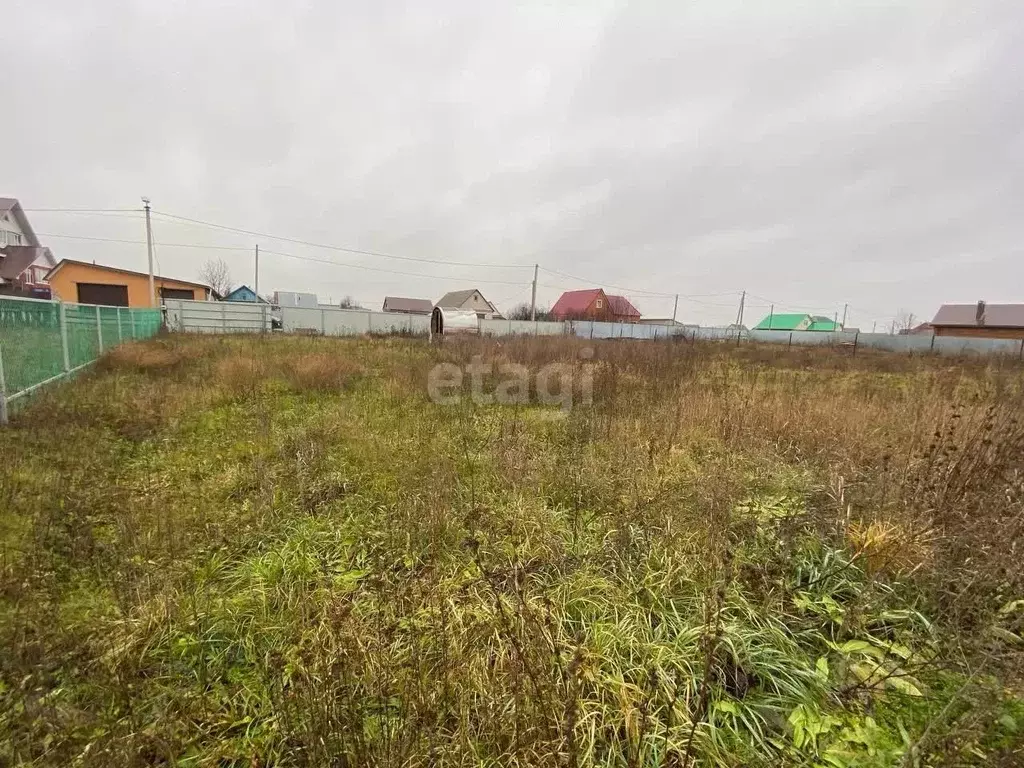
199 258 234 298
507 302 553 321
338 295 362 309
893 309 917 334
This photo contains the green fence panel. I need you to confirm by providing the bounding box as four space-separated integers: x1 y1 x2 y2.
65 303 100 369
99 306 121 350
0 297 65 394
0 297 165 419
130 309 162 340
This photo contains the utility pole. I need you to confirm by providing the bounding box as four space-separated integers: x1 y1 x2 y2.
768 303 774 330
530 264 538 321
735 290 746 327
672 293 679 324
254 244 260 298
871 321 877 334
143 197 155 307
841 303 848 329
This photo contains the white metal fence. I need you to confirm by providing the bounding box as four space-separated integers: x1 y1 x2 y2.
479 318 570 336
163 299 1024 359
280 306 430 335
163 299 271 333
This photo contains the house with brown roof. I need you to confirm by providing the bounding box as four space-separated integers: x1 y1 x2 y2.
382 296 433 315
550 289 641 322
930 301 1024 340
0 198 57 296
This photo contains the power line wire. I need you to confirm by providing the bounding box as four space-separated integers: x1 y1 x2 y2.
534 281 737 307
36 215 893 320
21 208 139 213
743 295 897 328
151 210 531 270
539 266 676 297
260 248 531 286
34 230 554 287
538 265 742 302
745 293 847 316
37 232 252 250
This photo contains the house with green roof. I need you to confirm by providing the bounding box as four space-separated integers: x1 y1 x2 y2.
754 313 842 331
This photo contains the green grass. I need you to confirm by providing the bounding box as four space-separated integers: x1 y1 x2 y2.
0 334 1022 766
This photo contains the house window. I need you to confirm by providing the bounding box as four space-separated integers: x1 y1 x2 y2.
595 299 603 308
12 233 22 245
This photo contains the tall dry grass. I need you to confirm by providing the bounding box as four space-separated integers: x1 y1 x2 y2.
0 333 1021 767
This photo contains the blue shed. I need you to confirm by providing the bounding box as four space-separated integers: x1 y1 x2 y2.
222 285 265 303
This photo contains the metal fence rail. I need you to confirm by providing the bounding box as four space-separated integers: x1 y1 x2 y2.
163 299 1024 359
0 295 161 423
163 298 271 333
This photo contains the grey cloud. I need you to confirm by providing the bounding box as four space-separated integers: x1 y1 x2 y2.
3 0 1022 325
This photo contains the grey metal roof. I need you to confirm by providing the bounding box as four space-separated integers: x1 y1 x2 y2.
382 296 433 314
436 288 481 307
932 303 1024 328
436 288 501 313
0 198 41 247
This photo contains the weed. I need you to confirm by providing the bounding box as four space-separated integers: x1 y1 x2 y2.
0 333 1021 766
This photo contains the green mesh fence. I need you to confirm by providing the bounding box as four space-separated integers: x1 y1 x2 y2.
0 298 64 395
0 296 162 408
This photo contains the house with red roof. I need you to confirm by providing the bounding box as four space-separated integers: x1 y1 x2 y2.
550 289 641 323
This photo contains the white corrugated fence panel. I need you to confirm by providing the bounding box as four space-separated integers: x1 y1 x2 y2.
160 300 1024 359
278 308 430 337
280 306 326 333
695 327 746 341
480 318 512 336
509 319 566 335
932 336 1022 356
369 312 414 334
319 309 370 336
165 299 269 333
856 334 933 353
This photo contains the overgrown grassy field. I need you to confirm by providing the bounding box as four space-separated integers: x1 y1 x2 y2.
1 334 1023 766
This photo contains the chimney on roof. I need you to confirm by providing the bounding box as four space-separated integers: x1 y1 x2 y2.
976 300 986 325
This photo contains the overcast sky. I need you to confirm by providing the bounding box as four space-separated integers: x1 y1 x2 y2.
4 1 1022 327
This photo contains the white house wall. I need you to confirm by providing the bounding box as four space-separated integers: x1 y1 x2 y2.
0 209 26 247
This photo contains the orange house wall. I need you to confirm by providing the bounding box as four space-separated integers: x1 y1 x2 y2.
48 263 210 308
